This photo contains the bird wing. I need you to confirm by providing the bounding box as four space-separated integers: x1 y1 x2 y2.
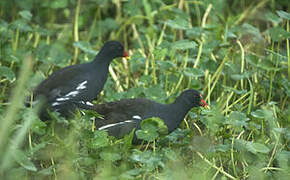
49 80 89 108
77 98 154 138
78 98 153 116
32 64 91 106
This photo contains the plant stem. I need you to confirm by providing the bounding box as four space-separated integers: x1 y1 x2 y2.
287 20 290 80
72 0 81 65
194 4 212 68
237 40 245 89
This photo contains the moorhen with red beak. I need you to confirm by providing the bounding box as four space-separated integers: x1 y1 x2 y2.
79 89 209 140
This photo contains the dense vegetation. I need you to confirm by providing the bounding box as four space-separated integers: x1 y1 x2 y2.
0 0 289 179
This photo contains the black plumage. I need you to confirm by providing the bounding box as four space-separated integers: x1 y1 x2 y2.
79 89 209 139
28 41 129 119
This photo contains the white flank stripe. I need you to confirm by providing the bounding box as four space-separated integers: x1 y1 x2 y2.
76 81 87 90
52 102 61 106
98 120 134 130
86 101 94 106
132 115 142 120
56 97 70 101
65 91 79 97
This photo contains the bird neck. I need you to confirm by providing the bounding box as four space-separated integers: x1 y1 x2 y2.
171 98 194 114
87 57 110 78
92 52 115 65
165 101 193 132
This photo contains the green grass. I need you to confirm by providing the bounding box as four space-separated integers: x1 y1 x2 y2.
0 0 289 179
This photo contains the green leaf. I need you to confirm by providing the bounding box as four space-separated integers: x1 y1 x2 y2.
251 109 265 119
242 23 261 36
229 111 249 122
172 40 197 50
276 151 290 168
183 68 205 78
241 23 263 42
0 20 8 34
121 169 142 179
222 85 247 94
215 144 231 152
100 151 121 162
0 66 16 82
277 10 290 20
226 111 249 132
267 26 290 42
157 61 176 70
19 10 32 21
162 128 190 144
123 128 135 148
230 73 248 81
186 27 204 38
78 157 96 166
247 142 270 154
136 117 168 142
141 117 168 135
73 41 98 55
13 149 37 172
136 128 158 142
91 130 109 149
235 139 270 154
31 120 47 135
256 57 283 71
50 0 68 9
48 43 72 67
11 19 32 32
153 47 168 59
265 12 282 24
37 166 54 176
130 150 164 171
162 148 178 160
30 142 48 155
144 85 167 101
167 18 190 30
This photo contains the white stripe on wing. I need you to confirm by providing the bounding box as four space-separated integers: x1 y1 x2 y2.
76 81 87 90
65 91 79 97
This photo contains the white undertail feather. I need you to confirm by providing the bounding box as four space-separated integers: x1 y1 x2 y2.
86 101 94 106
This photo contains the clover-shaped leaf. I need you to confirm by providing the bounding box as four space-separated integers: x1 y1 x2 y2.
136 117 168 142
